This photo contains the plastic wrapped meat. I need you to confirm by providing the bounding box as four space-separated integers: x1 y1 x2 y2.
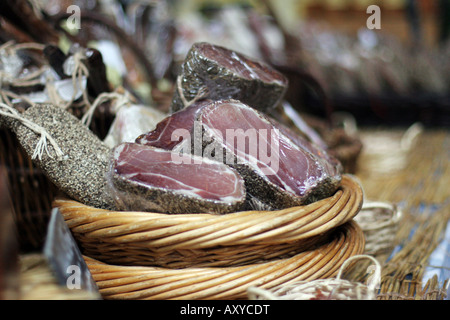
136 100 211 151
267 112 342 172
104 104 166 148
110 142 246 214
198 100 342 210
171 42 288 113
138 99 341 210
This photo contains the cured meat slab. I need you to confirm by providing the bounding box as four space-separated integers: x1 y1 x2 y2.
268 116 343 172
110 142 246 214
198 100 342 209
136 100 211 151
137 99 342 210
171 42 288 113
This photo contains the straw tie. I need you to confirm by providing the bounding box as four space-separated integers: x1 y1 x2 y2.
60 50 91 110
176 75 209 108
81 90 132 127
0 103 65 161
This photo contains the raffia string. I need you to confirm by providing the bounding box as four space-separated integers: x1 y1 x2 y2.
61 50 91 110
0 102 65 161
0 41 47 88
45 79 67 108
0 89 36 108
81 90 132 127
0 42 101 123
0 42 90 110
176 75 209 108
247 255 382 300
0 41 46 53
7 67 47 87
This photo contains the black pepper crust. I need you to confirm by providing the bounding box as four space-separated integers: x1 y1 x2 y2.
10 104 116 210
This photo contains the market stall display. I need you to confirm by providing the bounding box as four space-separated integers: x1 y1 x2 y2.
0 0 448 301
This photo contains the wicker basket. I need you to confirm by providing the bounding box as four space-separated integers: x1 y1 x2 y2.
0 128 57 251
354 201 402 256
83 220 364 300
49 175 365 300
53 175 363 269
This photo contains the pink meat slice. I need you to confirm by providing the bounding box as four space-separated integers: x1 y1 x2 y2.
200 101 341 201
268 118 343 174
136 100 210 150
113 142 245 202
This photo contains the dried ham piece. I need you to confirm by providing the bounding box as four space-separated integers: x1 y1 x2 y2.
198 100 342 209
136 100 211 151
267 116 343 173
171 42 288 113
136 99 342 210
110 142 246 214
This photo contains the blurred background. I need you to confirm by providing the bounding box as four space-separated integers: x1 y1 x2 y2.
1 1 449 300
1 0 448 127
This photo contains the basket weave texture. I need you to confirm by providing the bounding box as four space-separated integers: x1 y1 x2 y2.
54 175 363 269
354 201 402 256
83 220 364 300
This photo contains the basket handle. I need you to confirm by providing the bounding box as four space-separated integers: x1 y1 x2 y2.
335 254 381 292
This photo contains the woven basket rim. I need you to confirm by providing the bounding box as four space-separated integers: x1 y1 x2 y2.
54 175 362 249
53 175 363 268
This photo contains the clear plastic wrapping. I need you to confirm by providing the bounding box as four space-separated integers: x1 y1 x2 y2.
171 42 288 113
103 104 166 148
